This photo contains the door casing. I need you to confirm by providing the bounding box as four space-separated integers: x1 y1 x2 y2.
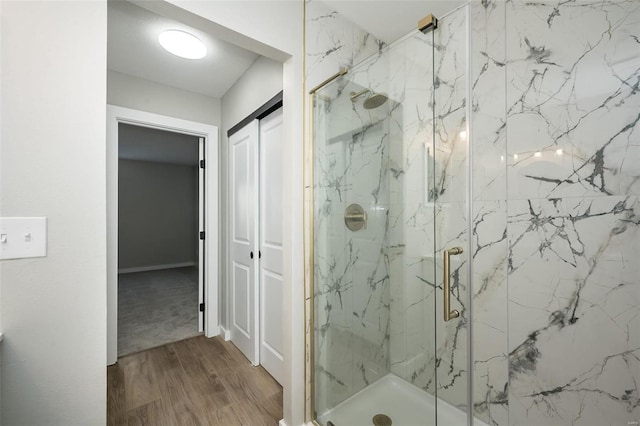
106 105 219 365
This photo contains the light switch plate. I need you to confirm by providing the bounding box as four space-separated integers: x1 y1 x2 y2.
0 217 47 260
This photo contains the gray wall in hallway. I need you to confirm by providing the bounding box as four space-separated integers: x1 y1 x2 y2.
118 159 198 270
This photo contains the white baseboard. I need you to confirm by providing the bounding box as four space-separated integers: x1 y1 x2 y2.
278 420 287 426
118 261 197 274
219 325 231 341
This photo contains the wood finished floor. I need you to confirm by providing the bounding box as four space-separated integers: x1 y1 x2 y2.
107 335 282 426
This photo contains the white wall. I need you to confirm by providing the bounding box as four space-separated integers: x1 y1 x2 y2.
220 55 283 330
0 0 3 420
118 159 198 271
163 2 305 425
108 70 221 127
0 1 107 425
222 56 283 131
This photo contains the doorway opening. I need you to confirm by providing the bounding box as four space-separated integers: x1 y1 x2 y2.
117 124 202 356
107 105 219 365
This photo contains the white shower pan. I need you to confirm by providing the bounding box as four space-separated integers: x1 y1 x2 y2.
317 374 489 426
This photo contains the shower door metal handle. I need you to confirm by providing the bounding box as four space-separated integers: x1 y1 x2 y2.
443 247 463 321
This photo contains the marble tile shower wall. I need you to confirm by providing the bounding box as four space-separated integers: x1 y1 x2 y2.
471 0 640 425
504 1 640 425
398 2 640 424
470 1 509 425
305 0 383 91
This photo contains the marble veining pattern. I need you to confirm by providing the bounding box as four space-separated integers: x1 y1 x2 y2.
470 1 509 425
506 0 640 200
508 196 640 425
305 0 384 92
504 1 640 425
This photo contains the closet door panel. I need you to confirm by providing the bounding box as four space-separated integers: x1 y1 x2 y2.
259 108 284 384
229 119 259 365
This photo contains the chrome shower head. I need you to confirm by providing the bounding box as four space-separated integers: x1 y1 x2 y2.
350 89 388 109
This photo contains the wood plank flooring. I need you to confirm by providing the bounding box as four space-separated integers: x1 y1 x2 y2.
107 335 283 426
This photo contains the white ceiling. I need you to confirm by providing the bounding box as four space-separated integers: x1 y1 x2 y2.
119 124 199 166
108 1 259 99
324 0 465 44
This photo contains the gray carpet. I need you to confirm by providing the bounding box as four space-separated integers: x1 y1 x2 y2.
117 266 200 357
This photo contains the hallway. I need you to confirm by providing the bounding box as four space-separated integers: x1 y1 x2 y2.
107 336 282 425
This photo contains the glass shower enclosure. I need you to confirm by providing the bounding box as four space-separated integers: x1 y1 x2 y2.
310 8 472 426
306 1 640 425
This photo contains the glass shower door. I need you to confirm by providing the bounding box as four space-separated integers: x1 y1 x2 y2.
312 68 413 424
431 6 472 425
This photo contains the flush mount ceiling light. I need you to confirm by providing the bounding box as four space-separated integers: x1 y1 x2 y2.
158 29 207 59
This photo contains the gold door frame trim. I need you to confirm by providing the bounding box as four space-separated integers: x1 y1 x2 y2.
306 88 315 422
305 63 349 422
302 0 310 420
309 67 348 94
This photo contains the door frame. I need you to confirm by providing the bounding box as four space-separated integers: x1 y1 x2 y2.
106 105 219 365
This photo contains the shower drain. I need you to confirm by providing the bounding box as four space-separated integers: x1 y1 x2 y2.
372 414 392 426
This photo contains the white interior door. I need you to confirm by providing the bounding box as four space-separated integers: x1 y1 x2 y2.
229 120 259 365
258 108 284 384
198 137 205 332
